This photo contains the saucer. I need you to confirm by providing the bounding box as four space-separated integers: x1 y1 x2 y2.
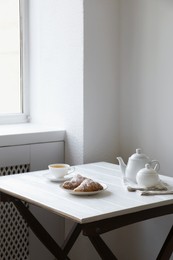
46 173 73 183
46 166 75 182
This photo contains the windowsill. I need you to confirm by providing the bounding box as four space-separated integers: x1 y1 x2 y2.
0 123 65 147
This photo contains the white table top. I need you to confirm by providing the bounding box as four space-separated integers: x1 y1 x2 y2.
0 162 173 224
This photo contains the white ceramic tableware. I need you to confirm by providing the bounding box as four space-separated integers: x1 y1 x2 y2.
48 164 71 180
117 148 160 183
136 164 160 188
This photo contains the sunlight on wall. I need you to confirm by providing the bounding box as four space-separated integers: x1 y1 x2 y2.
29 0 84 165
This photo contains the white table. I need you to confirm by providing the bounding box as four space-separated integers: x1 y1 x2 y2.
0 162 173 259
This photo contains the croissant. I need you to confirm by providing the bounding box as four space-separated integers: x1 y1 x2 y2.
74 178 103 192
62 174 86 190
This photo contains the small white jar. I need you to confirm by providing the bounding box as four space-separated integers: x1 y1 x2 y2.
136 164 160 188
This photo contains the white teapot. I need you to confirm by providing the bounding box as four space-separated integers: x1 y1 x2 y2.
117 148 160 183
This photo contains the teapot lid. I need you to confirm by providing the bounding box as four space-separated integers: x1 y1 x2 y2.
130 148 149 160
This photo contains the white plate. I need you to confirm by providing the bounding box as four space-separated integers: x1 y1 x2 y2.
60 183 107 195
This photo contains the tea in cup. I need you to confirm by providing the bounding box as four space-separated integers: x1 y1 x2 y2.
48 164 71 179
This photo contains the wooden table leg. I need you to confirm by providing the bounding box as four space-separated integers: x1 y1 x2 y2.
156 225 173 260
88 234 118 260
61 223 82 255
11 197 70 260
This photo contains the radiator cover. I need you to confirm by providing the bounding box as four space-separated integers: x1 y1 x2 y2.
0 164 30 260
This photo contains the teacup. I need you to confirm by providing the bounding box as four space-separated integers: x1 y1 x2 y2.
48 164 72 179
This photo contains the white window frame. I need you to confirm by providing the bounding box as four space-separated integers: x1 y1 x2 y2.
0 0 29 125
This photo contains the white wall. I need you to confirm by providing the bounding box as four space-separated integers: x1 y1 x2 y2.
119 1 173 259
29 0 84 165
120 0 173 177
84 0 120 163
29 0 120 166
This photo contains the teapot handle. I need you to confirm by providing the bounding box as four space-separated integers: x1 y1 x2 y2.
150 160 160 172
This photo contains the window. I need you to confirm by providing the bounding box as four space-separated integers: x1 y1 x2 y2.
0 0 29 124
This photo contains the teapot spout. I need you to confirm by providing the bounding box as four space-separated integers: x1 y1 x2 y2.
117 157 126 175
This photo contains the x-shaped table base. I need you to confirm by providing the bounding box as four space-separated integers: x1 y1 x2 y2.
1 192 173 260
